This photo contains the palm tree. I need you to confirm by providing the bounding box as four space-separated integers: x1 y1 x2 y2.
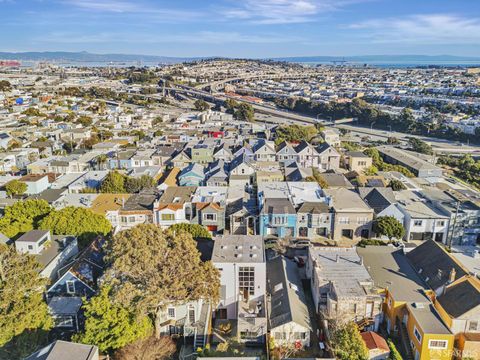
97 154 108 170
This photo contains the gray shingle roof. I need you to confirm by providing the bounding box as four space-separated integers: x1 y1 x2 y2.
267 256 312 331
406 241 468 290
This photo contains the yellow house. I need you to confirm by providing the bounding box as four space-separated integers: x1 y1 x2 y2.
358 246 455 360
434 277 480 359
405 302 454 360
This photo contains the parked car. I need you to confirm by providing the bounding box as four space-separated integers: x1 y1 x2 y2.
291 239 311 248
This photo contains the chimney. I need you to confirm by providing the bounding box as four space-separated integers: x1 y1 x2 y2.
449 268 456 283
336 254 340 263
359 256 364 266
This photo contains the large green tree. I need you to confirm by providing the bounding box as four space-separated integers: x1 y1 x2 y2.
194 99 210 111
0 199 52 239
73 286 152 353
331 322 369 360
373 216 405 241
106 224 220 337
100 171 126 193
5 180 27 198
124 175 156 194
234 103 255 122
0 244 53 352
275 124 318 145
169 223 212 239
38 207 111 244
408 138 434 155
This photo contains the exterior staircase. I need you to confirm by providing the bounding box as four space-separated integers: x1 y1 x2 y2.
397 319 414 360
193 302 211 349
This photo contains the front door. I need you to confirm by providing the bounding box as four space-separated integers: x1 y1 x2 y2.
188 308 195 324
217 308 227 319
365 302 373 317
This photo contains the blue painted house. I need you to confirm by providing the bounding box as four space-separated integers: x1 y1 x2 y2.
178 163 205 187
260 198 297 238
47 238 105 300
108 149 136 170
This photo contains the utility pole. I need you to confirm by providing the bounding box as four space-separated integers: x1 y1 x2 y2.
448 200 460 249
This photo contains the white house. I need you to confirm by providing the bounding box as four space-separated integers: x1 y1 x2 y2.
267 256 312 347
212 235 267 343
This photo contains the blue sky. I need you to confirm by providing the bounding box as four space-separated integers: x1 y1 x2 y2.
1 0 480 57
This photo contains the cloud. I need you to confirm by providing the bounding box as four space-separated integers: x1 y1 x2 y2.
63 0 136 12
36 31 301 45
348 14 480 44
62 0 202 19
222 0 365 24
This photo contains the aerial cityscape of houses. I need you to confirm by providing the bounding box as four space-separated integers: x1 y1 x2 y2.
0 58 479 360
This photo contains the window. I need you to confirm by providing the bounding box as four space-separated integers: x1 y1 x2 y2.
28 245 33 250
167 308 175 319
339 217 350 224
161 213 175 221
121 216 128 223
188 308 195 323
240 331 257 340
128 216 135 223
66 280 75 294
428 340 448 349
437 221 445 226
469 321 478 331
357 217 369 225
293 332 307 340
239 266 255 296
204 213 217 221
413 326 422 344
414 220 423 226
274 332 286 340
55 316 73 328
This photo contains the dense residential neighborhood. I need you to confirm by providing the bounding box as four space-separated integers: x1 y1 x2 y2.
0 59 479 360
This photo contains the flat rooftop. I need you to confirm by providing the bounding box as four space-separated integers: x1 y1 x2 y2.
309 247 374 298
212 235 265 263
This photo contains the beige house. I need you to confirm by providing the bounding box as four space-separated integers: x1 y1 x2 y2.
324 188 374 241
345 151 373 173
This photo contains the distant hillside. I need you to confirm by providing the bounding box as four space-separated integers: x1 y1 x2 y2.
1 51 480 65
0 51 195 63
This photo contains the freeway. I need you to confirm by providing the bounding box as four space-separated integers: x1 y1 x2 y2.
337 124 480 155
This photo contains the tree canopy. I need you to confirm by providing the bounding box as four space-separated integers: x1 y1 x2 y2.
100 171 156 194
331 322 369 360
0 244 53 350
275 125 318 145
408 138 433 155
106 224 220 336
73 286 152 353
5 180 27 198
373 216 405 241
0 199 52 239
389 179 407 191
169 223 212 239
194 99 210 111
38 206 111 244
